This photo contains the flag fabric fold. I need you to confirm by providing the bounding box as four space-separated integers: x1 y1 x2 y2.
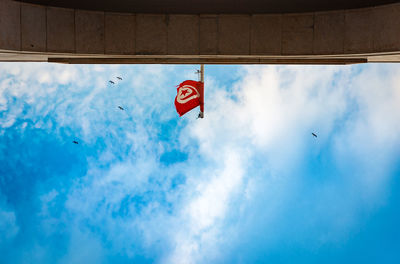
175 80 204 117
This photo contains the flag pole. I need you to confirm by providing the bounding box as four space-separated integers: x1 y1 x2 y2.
198 64 204 118
200 64 204 83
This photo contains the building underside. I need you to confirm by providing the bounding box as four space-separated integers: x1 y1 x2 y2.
16 0 400 14
1 0 400 64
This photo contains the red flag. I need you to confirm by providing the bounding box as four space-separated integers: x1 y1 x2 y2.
175 80 204 116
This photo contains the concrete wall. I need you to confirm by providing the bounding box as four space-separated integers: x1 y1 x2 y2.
1 0 400 63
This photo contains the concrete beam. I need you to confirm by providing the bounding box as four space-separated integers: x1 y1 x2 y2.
1 0 400 64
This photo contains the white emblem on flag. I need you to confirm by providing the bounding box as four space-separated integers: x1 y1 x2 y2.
176 85 200 104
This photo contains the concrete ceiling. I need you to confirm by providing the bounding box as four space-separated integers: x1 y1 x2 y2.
17 0 400 14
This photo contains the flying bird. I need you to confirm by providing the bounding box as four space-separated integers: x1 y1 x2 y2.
109 80 115 84
116 77 122 80
72 140 79 144
312 133 317 138
118 106 124 111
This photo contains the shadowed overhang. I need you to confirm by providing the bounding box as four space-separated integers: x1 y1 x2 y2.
16 0 400 14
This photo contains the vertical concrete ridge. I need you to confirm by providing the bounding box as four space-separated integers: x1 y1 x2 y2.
0 0 21 51
75 9 105 54
105 12 136 55
135 14 167 55
198 14 200 56
165 14 169 55
248 14 252 55
73 8 76 53
280 12 283 55
251 14 282 55
282 12 314 55
218 14 251 55
103 11 106 55
167 15 199 55
372 4 400 52
45 4 47 52
21 3 46 51
199 14 218 55
313 9 346 55
311 12 315 55
134 14 137 55
46 6 75 53
344 7 374 54
341 10 345 54
19 2 22 51
217 14 220 55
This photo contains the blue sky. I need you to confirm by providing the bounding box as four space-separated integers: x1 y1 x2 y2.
0 63 400 263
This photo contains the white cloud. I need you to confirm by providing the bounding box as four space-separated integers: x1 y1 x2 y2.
0 201 19 244
166 64 400 262
59 228 104 264
1 63 400 263
165 150 245 263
